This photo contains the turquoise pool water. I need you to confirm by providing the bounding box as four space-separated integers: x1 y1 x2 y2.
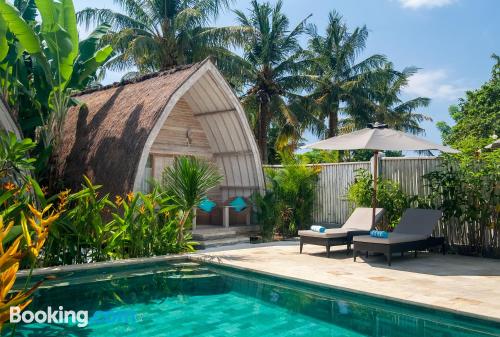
13 260 500 337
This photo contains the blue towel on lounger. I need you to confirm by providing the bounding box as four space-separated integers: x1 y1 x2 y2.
311 225 326 233
370 230 389 238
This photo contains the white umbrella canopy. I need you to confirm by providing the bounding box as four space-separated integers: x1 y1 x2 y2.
302 123 459 153
484 139 500 149
302 123 459 227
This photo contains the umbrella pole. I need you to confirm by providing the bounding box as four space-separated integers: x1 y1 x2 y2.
372 150 379 228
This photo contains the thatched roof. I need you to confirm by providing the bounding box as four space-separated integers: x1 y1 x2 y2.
56 62 204 197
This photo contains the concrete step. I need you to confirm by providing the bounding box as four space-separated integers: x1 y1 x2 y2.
192 230 237 241
232 225 260 235
195 236 250 249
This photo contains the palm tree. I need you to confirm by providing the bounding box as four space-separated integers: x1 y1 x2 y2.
162 156 222 243
305 11 386 138
77 0 240 73
362 63 432 134
230 0 311 163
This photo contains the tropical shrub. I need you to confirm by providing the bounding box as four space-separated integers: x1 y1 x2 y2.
111 188 196 258
422 148 499 257
0 134 64 333
347 169 412 229
296 149 340 164
0 134 198 266
43 180 197 266
430 55 499 257
0 190 61 334
255 154 320 239
161 156 223 242
0 132 36 184
42 177 115 265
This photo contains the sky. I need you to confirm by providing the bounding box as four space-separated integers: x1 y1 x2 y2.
74 0 500 145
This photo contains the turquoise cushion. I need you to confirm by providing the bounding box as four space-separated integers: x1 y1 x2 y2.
370 230 389 238
229 197 247 212
198 197 216 213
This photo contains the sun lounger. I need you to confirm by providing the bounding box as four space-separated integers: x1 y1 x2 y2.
299 208 384 257
353 208 445 266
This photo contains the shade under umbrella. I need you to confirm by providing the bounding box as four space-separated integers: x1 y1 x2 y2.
302 123 459 227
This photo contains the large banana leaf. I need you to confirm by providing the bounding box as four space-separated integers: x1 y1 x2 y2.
35 0 78 90
79 23 111 61
59 0 78 86
16 0 38 22
70 45 112 88
0 0 52 83
33 0 56 30
0 0 41 55
0 14 7 61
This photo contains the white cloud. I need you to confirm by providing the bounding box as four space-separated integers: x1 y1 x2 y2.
403 69 466 101
398 0 456 9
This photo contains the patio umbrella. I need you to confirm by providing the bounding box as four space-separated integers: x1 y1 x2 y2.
484 139 500 149
302 122 459 227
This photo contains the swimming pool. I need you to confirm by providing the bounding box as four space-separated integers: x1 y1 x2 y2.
13 259 500 336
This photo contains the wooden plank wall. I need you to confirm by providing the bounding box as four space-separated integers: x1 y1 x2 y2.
266 157 443 225
150 98 213 159
312 162 371 225
381 157 442 197
147 98 221 199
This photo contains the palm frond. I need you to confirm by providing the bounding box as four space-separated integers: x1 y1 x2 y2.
77 8 148 31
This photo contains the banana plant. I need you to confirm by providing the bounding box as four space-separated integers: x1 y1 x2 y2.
69 23 113 89
0 0 113 148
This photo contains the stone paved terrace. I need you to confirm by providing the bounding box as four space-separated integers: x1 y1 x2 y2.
195 241 500 322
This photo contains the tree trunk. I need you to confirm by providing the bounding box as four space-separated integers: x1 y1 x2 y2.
178 209 191 244
258 94 270 164
327 101 344 160
327 102 339 138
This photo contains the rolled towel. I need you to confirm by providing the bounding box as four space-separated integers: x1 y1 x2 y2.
310 225 326 233
370 230 389 238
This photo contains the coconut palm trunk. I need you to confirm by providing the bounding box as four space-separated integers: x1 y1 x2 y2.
258 93 271 163
327 101 340 137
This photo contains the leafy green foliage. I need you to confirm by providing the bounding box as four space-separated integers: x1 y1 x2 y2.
111 188 196 259
0 0 113 148
347 169 411 229
422 151 499 257
0 136 201 267
255 153 320 238
161 156 222 242
0 131 36 183
354 63 432 135
296 149 339 164
305 10 386 138
43 178 196 266
438 55 500 148
76 0 234 73
0 132 63 251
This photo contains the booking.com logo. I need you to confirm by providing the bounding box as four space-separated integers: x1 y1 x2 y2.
10 306 141 327
10 306 89 327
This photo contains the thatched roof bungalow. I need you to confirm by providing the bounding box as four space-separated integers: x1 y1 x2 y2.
57 59 264 206
0 98 22 138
